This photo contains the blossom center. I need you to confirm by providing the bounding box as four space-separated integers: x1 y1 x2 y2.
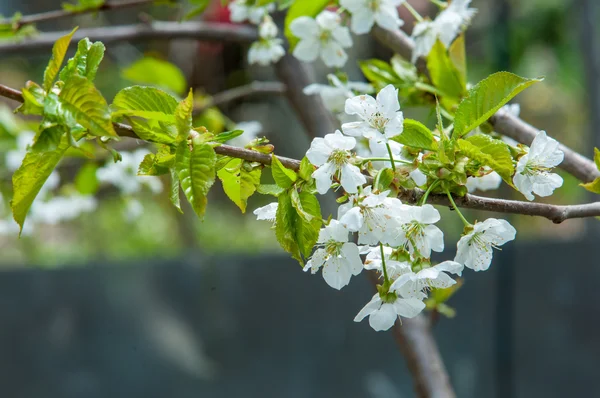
319 29 332 43
523 161 552 176
370 112 389 132
368 0 381 12
327 148 350 167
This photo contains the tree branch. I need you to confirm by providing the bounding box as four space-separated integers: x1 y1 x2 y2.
372 27 600 183
193 81 287 115
0 22 258 54
2 83 600 221
3 0 159 29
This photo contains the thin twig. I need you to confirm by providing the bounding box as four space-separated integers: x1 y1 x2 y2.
3 0 158 29
372 26 600 183
0 22 258 54
193 81 287 115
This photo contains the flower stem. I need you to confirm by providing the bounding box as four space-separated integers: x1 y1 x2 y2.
403 1 424 22
445 189 471 227
379 243 390 283
360 157 412 165
429 0 447 8
385 143 397 170
420 179 440 205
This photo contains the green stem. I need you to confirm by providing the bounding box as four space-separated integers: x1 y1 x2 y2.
359 157 412 165
374 167 385 189
385 142 397 170
379 243 390 283
445 189 471 227
420 179 440 205
403 1 424 22
429 0 447 8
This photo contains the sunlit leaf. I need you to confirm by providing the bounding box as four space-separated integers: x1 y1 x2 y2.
271 154 297 189
217 158 261 212
43 27 77 92
122 57 187 96
175 141 216 218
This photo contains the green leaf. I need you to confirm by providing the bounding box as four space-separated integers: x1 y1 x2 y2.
74 162 99 195
111 86 178 143
217 158 261 213
271 154 297 189
581 178 600 194
292 190 322 258
284 0 330 49
276 192 303 264
138 153 170 176
175 141 216 218
169 169 183 213
427 39 466 102
298 156 315 181
453 72 543 137
32 126 64 153
43 27 77 92
55 75 117 137
359 59 402 86
375 168 395 191
257 184 285 196
448 35 467 88
457 134 515 183
16 81 45 116
390 119 437 150
175 89 194 141
11 136 70 233
594 147 600 170
59 38 105 83
213 129 244 144
122 57 187 96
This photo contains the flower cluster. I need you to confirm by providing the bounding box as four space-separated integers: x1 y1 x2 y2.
252 81 566 332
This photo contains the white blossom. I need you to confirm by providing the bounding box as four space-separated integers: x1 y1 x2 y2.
304 220 363 290
229 0 275 25
29 194 97 225
253 202 278 222
390 260 463 299
454 218 516 271
290 11 353 68
466 171 502 193
387 204 444 258
363 245 411 280
354 292 425 331
306 131 366 194
338 186 402 245
342 84 404 143
230 121 263 147
513 131 564 201
304 74 374 121
411 0 477 63
248 16 285 66
340 0 405 34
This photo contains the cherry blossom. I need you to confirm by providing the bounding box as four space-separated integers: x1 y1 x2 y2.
387 204 444 258
340 0 405 34
306 131 366 194
466 170 502 193
342 84 404 143
290 11 353 68
354 292 425 331
513 131 564 201
248 16 285 66
304 220 363 290
253 202 278 222
390 260 463 299
229 0 275 25
454 218 516 271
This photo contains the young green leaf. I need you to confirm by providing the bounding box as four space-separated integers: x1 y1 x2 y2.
359 59 402 86
138 153 170 176
169 169 183 213
184 0 211 19
213 129 244 144
11 136 70 234
175 90 194 142
427 39 466 102
111 86 179 143
448 35 467 88
59 38 105 83
298 157 315 181
257 184 285 196
55 75 117 137
390 119 437 150
276 191 303 264
16 81 45 116
217 158 261 213
457 134 515 183
594 147 600 170
175 141 216 218
122 57 187 96
284 0 329 49
43 27 77 92
62 0 104 12
580 178 600 194
271 154 298 188
453 72 543 137
293 190 322 258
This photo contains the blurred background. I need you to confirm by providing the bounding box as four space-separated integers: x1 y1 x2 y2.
0 0 598 397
